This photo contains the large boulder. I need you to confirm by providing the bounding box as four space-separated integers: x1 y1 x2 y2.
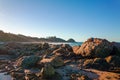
74 38 113 58
15 55 41 68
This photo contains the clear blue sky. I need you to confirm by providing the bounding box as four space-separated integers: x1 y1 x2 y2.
0 0 120 42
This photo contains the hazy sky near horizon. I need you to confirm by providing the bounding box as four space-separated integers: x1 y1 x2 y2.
0 0 120 42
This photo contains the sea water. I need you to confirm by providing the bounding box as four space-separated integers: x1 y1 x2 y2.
48 42 83 46
69 42 83 46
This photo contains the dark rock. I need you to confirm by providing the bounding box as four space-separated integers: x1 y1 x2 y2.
83 59 94 69
61 44 73 52
15 55 41 68
71 74 92 80
10 72 25 80
5 42 22 49
111 42 120 56
0 47 8 55
105 56 120 67
51 56 64 68
92 58 110 70
41 43 49 49
42 63 55 78
83 58 110 70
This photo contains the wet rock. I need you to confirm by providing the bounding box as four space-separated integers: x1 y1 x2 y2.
15 55 41 68
74 38 113 58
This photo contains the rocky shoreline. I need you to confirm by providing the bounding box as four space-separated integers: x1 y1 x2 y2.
0 38 120 80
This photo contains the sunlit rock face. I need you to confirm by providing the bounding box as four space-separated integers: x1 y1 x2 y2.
74 38 113 58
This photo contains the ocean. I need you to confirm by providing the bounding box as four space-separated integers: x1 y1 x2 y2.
0 42 83 46
48 42 83 46
69 42 83 46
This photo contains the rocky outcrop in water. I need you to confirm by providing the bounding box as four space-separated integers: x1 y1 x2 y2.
67 38 76 42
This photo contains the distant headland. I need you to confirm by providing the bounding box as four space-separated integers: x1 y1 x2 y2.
0 30 76 42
